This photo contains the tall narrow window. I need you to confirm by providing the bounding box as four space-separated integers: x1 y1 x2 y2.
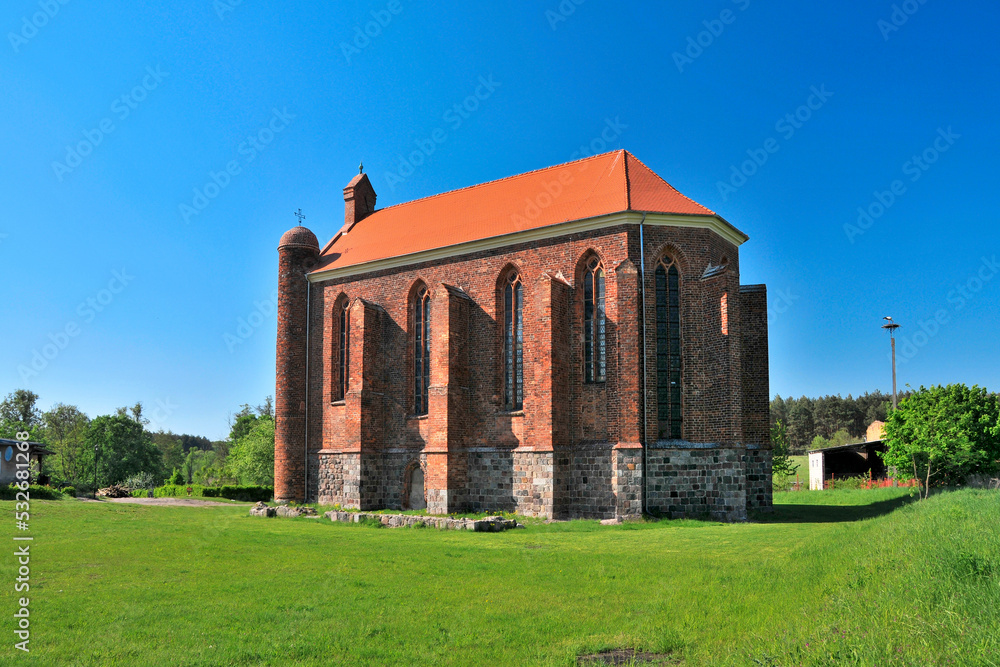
583 256 606 383
413 286 431 415
655 256 682 439
337 299 350 401
503 271 524 411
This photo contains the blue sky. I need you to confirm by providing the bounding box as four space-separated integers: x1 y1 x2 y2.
2 0 997 439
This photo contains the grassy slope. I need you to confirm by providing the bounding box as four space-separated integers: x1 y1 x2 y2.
2 489 997 666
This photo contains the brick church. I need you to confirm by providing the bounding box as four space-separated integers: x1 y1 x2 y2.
274 150 771 521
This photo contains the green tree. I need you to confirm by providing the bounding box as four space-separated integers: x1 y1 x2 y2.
0 389 46 443
770 395 788 428
770 420 798 477
786 398 815 452
42 404 90 486
226 416 275 486
828 429 856 447
228 410 259 443
116 402 149 426
0 389 43 430
86 414 164 487
151 431 185 475
883 384 1000 499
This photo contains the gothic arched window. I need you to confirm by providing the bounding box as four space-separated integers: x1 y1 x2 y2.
336 299 350 401
583 256 606 383
655 256 682 439
502 271 524 411
413 286 431 415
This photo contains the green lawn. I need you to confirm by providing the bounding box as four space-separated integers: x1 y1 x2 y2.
3 488 998 666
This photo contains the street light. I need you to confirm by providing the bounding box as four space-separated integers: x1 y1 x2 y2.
882 316 901 411
93 442 99 492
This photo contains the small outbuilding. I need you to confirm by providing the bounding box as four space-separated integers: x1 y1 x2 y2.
808 440 888 490
0 438 53 486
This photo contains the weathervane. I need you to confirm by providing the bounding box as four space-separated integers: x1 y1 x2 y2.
359 161 364 175
294 208 306 225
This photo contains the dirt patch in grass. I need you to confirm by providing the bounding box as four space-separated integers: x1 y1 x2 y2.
577 648 681 665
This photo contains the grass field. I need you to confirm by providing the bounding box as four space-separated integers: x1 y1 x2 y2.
2 488 998 666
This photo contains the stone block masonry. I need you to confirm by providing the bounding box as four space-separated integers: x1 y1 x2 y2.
645 446 747 522
324 510 523 532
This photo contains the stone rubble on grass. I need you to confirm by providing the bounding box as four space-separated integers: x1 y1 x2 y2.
249 501 276 517
599 517 623 525
324 510 524 532
275 505 318 518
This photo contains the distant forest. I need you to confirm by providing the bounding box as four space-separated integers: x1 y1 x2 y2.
770 390 905 453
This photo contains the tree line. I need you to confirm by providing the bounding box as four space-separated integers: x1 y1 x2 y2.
772 384 999 494
770 390 907 453
0 389 275 490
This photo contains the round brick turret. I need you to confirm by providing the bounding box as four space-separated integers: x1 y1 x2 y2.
275 225 319 503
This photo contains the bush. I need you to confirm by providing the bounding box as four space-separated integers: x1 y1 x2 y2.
131 489 148 498
149 485 273 501
169 469 185 485
826 475 869 490
61 486 76 497
154 484 206 498
0 484 66 500
121 471 157 491
202 485 273 502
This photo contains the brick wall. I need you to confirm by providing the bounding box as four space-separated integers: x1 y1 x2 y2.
740 285 770 447
282 218 771 517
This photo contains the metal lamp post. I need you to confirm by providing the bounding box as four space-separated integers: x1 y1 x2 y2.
882 316 901 411
93 443 99 492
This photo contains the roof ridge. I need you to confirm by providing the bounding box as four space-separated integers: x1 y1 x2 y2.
370 149 625 215
626 151 716 216
557 149 625 224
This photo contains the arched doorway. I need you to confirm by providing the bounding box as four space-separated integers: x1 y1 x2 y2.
406 465 426 510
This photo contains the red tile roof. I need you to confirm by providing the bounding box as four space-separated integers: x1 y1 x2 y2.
313 150 720 274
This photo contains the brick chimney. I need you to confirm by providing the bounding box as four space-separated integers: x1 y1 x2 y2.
343 172 376 231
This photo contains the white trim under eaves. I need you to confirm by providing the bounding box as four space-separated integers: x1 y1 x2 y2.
307 211 749 283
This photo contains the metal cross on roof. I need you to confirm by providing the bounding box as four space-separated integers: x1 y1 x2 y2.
294 208 306 224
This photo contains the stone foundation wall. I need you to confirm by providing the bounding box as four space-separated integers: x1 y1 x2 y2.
466 449 516 513
557 443 616 519
316 443 758 520
746 447 773 511
613 447 644 518
317 452 360 508
645 446 747 521
512 450 554 518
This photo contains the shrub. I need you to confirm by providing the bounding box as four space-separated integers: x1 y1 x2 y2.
169 469 185 485
131 489 148 498
121 471 157 491
154 484 206 498
61 486 76 497
0 484 66 500
202 485 273 502
826 475 869 490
